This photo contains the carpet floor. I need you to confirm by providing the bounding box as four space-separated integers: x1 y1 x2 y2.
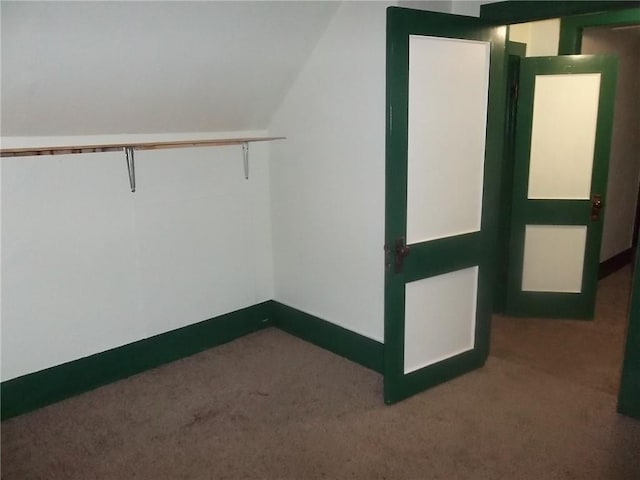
2 269 639 479
491 265 633 395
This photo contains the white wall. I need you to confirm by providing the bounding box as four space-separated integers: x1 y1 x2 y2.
582 27 640 261
1 131 274 381
399 1 498 17
509 19 560 56
0 1 338 136
1 0 338 382
269 2 391 342
508 23 531 49
450 1 497 17
399 1 452 13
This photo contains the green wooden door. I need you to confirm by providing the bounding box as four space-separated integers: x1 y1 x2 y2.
384 7 506 404
506 55 617 319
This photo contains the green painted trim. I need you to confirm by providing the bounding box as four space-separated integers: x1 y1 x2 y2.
506 55 618 320
495 40 526 314
385 350 486 405
384 7 507 404
480 1 638 25
599 248 634 280
271 302 384 374
1 301 273 420
1 300 383 420
559 8 640 55
507 40 526 58
618 247 640 418
505 293 600 320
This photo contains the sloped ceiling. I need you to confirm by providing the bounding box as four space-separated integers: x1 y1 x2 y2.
0 1 339 136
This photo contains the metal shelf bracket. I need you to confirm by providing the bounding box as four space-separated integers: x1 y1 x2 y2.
242 142 249 180
125 146 136 192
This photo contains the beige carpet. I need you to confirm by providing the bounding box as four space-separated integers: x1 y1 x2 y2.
492 265 633 395
2 269 639 479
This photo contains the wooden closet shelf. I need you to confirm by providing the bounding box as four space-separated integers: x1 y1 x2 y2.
0 136 286 158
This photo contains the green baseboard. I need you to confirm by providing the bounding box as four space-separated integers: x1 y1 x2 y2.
1 301 273 421
271 301 384 374
2 300 384 421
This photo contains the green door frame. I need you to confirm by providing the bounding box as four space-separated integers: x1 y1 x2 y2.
480 1 639 25
494 40 526 314
618 249 640 418
559 8 640 54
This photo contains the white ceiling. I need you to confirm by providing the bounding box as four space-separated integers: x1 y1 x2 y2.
0 1 339 136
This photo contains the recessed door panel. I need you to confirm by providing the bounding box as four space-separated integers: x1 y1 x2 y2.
404 267 478 374
406 36 489 244
528 73 601 200
522 225 587 293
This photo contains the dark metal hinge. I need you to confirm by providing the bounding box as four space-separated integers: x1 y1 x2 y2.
385 237 410 273
384 243 392 272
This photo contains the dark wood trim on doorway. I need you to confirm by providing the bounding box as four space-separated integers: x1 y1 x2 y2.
480 1 639 24
599 247 635 279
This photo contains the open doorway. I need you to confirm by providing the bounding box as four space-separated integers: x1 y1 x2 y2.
490 20 640 396
584 24 640 276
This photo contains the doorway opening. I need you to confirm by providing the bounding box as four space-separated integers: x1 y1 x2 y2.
490 20 640 396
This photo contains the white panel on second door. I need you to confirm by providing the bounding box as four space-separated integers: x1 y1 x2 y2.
522 225 587 293
404 266 478 374
406 35 489 245
528 73 601 200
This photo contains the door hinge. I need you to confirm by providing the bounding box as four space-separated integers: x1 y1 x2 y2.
384 243 392 272
510 81 519 102
394 237 410 273
385 238 410 273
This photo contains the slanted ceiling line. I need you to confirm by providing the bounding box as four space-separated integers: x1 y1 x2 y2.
0 136 285 158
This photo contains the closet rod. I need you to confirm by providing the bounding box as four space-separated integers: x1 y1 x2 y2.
0 136 285 158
